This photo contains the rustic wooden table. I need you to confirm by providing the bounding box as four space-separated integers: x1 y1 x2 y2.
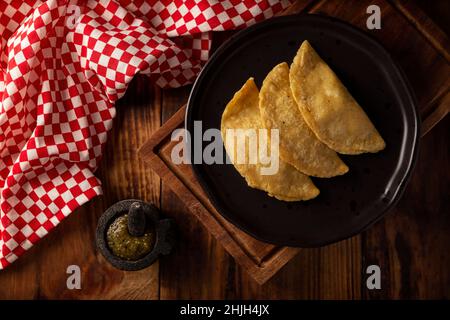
0 0 448 299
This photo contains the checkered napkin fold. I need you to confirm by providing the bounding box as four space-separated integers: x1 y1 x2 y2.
0 0 291 269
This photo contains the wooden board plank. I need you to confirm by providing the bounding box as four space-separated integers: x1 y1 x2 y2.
362 116 450 299
159 87 231 298
360 1 450 299
226 237 361 299
392 0 450 63
421 90 449 136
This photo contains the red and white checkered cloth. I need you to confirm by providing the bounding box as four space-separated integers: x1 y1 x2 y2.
0 0 291 269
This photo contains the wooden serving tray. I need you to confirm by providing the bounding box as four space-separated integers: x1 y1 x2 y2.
139 0 449 284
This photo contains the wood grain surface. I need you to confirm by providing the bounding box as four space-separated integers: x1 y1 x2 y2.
0 0 448 299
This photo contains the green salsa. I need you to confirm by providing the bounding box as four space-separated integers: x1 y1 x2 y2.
106 214 154 260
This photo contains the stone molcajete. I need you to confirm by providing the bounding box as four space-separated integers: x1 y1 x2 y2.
96 199 175 271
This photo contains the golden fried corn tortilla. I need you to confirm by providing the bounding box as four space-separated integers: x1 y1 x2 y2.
290 41 386 154
221 78 319 201
259 62 348 177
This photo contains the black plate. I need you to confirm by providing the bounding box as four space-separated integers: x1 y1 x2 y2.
186 14 420 247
